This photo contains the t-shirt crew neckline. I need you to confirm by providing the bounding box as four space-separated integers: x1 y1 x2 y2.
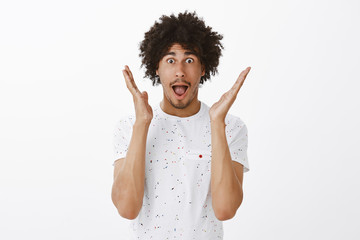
157 101 206 121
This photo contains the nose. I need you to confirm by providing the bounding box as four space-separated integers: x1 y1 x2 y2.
175 63 185 78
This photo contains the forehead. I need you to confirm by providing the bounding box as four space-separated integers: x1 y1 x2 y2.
163 43 199 57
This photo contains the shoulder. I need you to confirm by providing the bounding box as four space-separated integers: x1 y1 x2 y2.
224 113 248 141
225 112 246 128
114 114 136 130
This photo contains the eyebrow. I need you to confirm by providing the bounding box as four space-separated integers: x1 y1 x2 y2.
164 51 198 57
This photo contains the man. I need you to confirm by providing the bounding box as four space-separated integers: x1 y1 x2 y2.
112 11 251 239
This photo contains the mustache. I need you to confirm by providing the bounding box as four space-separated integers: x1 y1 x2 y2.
170 79 191 87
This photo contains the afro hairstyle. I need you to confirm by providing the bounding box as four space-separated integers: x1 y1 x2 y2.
139 11 224 86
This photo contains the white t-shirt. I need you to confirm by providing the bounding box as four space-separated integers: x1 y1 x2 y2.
113 101 249 240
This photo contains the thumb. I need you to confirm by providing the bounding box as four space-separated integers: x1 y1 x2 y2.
142 91 148 101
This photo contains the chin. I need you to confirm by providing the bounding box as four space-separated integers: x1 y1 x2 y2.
169 100 190 109
168 97 194 109
164 88 197 110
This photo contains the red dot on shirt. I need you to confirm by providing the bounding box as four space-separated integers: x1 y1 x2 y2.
199 154 202 158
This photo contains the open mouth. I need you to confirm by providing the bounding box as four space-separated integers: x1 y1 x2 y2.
172 85 188 98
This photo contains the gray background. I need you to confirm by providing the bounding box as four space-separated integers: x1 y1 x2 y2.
1 0 359 239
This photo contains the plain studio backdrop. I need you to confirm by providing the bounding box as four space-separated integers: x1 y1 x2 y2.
1 0 359 239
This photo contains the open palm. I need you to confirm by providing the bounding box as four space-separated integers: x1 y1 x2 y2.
209 67 251 122
122 65 153 124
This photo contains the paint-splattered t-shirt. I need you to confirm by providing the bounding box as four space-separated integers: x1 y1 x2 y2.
113 101 249 240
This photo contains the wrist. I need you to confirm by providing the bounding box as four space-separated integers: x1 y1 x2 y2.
134 119 151 129
210 118 226 128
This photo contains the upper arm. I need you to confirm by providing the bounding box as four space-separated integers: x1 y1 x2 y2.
232 161 244 187
226 118 250 173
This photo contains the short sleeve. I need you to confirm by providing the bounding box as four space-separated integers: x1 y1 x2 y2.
225 117 250 173
112 116 134 166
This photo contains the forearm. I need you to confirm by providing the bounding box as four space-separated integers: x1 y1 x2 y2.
210 120 243 220
112 121 149 218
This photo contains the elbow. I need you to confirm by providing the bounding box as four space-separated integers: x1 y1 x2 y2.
117 207 140 220
213 199 242 221
214 208 236 221
111 192 141 220
113 199 141 220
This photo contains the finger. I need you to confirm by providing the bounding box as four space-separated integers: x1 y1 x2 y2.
235 67 251 87
123 68 140 96
126 66 139 92
231 67 251 94
123 66 138 89
125 65 134 80
142 91 148 101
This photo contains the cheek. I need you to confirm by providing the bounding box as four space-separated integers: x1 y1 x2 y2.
158 68 172 80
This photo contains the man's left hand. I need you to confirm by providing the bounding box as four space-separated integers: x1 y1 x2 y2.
209 67 251 123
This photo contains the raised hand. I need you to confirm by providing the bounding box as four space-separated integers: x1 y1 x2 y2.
122 65 153 125
209 67 251 123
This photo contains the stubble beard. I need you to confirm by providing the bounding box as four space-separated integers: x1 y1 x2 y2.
166 86 198 109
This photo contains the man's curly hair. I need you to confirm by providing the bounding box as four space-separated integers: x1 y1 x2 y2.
139 11 224 86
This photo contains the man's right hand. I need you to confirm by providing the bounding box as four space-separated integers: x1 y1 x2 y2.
122 65 153 125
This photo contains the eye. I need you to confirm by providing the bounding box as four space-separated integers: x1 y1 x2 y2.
167 59 175 64
185 58 194 63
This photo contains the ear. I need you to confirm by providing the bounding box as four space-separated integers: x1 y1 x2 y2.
201 65 205 76
156 69 159 75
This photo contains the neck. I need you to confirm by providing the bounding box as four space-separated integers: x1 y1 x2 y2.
160 98 201 117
